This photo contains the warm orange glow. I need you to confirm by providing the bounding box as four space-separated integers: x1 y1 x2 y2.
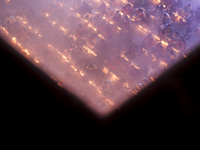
89 81 103 95
131 62 140 70
0 26 9 35
142 48 148 56
54 0 64 7
150 77 155 82
44 12 50 18
98 34 105 40
34 58 40 64
102 67 109 74
151 54 157 62
5 0 10 4
76 13 81 18
152 0 161 4
160 60 168 68
56 50 70 63
153 35 160 41
2 0 199 116
71 65 78 72
57 83 63 88
59 26 67 34
171 47 180 53
138 25 150 33
121 52 129 61
109 72 119 82
161 40 169 47
70 34 77 41
12 37 17 43
123 82 129 88
79 71 85 76
117 26 122 31
172 12 187 23
22 49 31 56
83 46 97 57
106 99 114 106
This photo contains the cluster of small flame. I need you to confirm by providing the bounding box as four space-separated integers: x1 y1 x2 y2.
100 1 136 31
2 0 186 108
44 11 99 57
47 42 115 105
152 0 187 23
42 2 118 106
138 25 151 33
102 67 120 82
43 12 67 35
71 0 143 90
53 0 153 94
47 44 85 76
172 12 187 23
121 51 141 70
89 80 114 106
16 16 43 38
75 0 185 91
0 26 40 64
152 34 180 54
69 8 105 40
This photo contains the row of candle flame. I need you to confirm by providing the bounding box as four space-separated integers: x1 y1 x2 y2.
1 0 186 109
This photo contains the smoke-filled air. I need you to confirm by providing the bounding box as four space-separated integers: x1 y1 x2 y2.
0 0 200 116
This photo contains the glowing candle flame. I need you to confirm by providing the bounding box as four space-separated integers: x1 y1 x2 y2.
106 99 114 106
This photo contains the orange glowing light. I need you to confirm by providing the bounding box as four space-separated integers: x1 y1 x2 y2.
160 60 168 68
2 0 198 117
88 80 103 95
109 72 119 82
57 83 63 88
151 54 157 62
44 13 50 18
153 35 160 41
119 11 124 16
34 58 40 64
123 82 129 88
12 37 17 43
98 34 105 40
54 0 64 7
22 49 31 56
0 26 9 35
59 26 67 34
171 47 180 53
117 26 122 31
71 65 78 72
142 48 148 56
83 46 97 57
138 25 150 33
121 53 129 61
5 0 10 3
76 13 81 18
106 99 114 106
102 67 109 74
161 40 168 47
130 62 140 70
150 77 155 82
56 49 70 63
172 12 187 23
152 0 161 4
80 71 85 76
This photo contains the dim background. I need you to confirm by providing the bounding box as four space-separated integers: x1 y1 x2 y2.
0 41 199 137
